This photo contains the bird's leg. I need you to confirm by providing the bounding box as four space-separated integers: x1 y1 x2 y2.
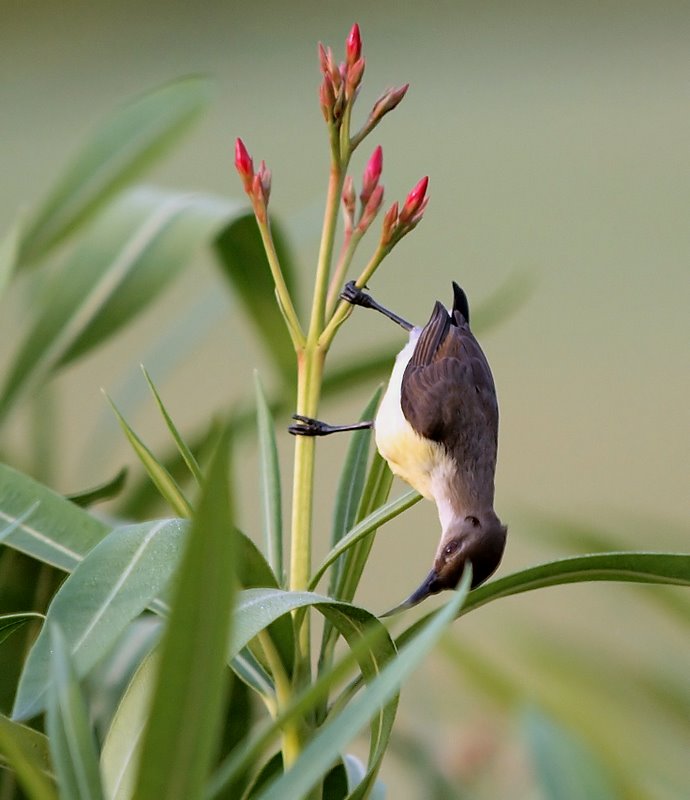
340 281 414 331
288 415 373 437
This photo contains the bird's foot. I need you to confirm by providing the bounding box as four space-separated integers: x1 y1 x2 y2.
288 415 337 437
340 280 373 308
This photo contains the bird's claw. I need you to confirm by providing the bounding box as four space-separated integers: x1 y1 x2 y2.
340 280 371 307
288 415 333 437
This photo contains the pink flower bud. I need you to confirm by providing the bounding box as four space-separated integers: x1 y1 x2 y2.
345 56 365 100
358 183 384 233
319 75 336 121
257 160 272 204
399 176 429 225
381 201 399 245
370 84 409 122
360 145 383 207
342 175 356 217
346 23 362 66
234 138 254 193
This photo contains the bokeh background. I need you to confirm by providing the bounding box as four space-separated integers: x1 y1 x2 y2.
2 1 689 797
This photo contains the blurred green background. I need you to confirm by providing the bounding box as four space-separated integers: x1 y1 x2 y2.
2 1 689 797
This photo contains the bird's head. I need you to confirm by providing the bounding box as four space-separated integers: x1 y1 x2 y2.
382 511 507 615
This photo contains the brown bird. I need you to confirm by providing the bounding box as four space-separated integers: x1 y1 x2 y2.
290 281 507 613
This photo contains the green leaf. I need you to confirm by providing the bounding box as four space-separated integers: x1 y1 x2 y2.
142 366 203 485
12 519 186 721
310 489 422 592
0 187 243 424
132 430 237 800
329 389 381 592
106 393 193 518
208 595 398 799
0 612 44 646
0 216 21 299
522 707 618 800
0 714 56 800
101 651 158 800
254 372 283 583
214 213 297 382
254 573 471 800
46 625 105 800
67 467 128 507
20 76 214 265
0 463 110 571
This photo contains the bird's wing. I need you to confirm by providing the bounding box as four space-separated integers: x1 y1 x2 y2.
401 304 498 451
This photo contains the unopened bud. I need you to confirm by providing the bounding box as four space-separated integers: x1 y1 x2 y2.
345 57 365 100
257 160 271 204
234 138 254 193
370 84 409 123
399 176 429 226
358 183 384 233
342 175 356 228
346 23 362 66
360 145 383 207
381 201 399 246
319 75 336 121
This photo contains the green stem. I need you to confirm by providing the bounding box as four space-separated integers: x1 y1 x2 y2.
256 217 305 349
325 228 363 318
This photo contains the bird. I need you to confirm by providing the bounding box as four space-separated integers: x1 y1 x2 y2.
289 280 507 613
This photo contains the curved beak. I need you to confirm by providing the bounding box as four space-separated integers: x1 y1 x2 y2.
379 568 441 617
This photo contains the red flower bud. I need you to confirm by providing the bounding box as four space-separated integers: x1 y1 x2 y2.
399 176 429 225
360 145 383 207
234 138 254 193
345 56 365 100
346 23 362 66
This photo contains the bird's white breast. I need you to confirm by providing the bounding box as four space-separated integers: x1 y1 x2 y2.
374 329 450 503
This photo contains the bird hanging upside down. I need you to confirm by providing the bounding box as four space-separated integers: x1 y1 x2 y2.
289 281 507 613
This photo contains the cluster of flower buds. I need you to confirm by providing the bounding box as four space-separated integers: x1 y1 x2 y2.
234 138 271 223
319 23 365 124
381 176 429 246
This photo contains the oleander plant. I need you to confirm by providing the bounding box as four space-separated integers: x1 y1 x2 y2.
0 23 688 800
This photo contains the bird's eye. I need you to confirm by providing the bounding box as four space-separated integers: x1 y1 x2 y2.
466 515 480 528
444 542 458 556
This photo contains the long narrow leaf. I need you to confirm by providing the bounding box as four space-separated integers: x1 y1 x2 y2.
0 464 110 571
20 77 213 265
254 372 283 582
0 714 56 800
142 366 203 485
1 187 242 424
132 430 236 800
46 625 104 800
101 652 159 800
0 612 44 646
106 394 193 518
255 573 471 800
12 519 186 721
67 467 128 507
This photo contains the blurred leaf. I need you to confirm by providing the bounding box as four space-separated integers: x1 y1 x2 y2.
254 372 283 583
0 187 243 424
106 394 193 518
471 269 537 335
101 651 158 800
254 575 471 800
20 76 214 265
46 625 105 800
67 467 128 507
0 216 20 299
310 489 422 591
342 754 386 800
522 707 618 800
12 519 186 721
389 730 467 800
142 366 203 485
132 430 236 800
0 713 56 800
0 612 44 646
214 213 297 382
0 463 110 572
